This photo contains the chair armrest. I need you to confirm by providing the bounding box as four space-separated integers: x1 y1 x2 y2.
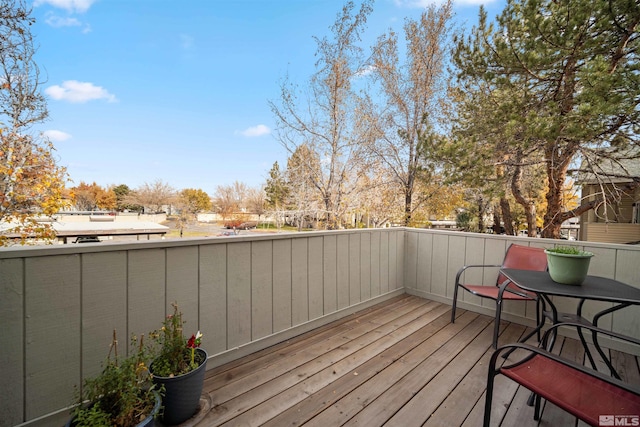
497 278 533 299
455 264 502 286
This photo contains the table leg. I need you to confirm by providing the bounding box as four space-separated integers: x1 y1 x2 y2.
503 296 547 360
576 299 597 370
591 303 631 380
541 294 558 351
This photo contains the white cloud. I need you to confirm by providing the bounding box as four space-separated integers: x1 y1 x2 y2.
44 12 91 32
356 65 375 77
239 124 271 137
45 81 117 103
43 129 72 142
34 0 96 13
44 14 81 28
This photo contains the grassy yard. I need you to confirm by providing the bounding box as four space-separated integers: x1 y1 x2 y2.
161 219 308 239
164 229 212 238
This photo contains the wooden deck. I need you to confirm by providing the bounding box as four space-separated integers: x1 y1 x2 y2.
185 295 639 427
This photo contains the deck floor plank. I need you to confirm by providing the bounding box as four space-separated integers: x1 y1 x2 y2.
325 313 492 426
260 304 455 427
384 322 499 427
424 322 527 427
192 295 639 427
205 295 419 393
217 301 449 426
296 310 484 426
206 298 440 425
209 296 429 407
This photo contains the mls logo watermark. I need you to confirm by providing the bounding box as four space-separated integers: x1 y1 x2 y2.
600 415 640 426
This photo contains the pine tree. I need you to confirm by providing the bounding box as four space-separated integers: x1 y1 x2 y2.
453 0 640 238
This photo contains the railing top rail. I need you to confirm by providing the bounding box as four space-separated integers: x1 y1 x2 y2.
1 227 639 259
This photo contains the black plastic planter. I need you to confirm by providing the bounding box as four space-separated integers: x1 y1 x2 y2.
152 348 208 425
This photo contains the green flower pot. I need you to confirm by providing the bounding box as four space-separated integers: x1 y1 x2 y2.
545 249 594 285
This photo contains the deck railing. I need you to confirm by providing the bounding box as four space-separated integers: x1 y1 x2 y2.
1 228 639 426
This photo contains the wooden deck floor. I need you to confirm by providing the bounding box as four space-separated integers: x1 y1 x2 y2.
185 295 639 427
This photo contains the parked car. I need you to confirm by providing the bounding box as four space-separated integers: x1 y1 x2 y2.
74 236 101 243
224 221 257 230
238 222 257 230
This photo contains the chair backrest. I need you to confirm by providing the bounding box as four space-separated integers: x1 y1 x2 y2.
497 244 548 290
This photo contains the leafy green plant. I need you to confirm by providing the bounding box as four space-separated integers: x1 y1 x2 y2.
546 246 592 255
71 331 158 427
149 302 204 378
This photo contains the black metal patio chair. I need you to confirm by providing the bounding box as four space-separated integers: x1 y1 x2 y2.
451 243 547 348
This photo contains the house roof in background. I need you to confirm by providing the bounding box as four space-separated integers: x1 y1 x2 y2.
577 148 640 184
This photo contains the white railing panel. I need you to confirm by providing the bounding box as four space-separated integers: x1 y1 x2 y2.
0 258 24 425
335 234 348 311
370 232 381 296
25 254 81 420
447 235 467 300
612 247 640 339
308 236 324 320
430 233 449 297
273 239 293 333
199 243 227 356
128 248 165 339
251 240 274 341
167 246 199 328
291 238 310 326
227 242 252 348
380 232 390 293
81 251 127 381
389 232 399 290
9 227 640 426
405 231 418 291
416 231 433 295
349 233 361 305
360 232 372 300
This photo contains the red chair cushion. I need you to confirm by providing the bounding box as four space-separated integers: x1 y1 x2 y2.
502 245 548 272
461 284 535 300
502 354 640 425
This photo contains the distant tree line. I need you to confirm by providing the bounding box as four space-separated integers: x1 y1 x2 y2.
64 179 266 223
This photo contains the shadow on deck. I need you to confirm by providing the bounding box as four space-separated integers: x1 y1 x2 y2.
178 295 639 427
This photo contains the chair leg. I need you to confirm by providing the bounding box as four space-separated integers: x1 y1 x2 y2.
484 349 507 427
533 394 542 420
535 299 541 342
451 283 460 324
493 298 503 349
484 367 497 426
493 280 513 349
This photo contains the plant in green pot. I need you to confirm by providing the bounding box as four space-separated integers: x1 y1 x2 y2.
68 331 161 427
544 246 595 285
149 303 207 425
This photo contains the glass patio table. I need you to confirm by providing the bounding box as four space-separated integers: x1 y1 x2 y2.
500 268 640 379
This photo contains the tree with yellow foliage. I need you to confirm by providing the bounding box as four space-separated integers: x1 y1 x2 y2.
69 182 116 211
0 0 68 245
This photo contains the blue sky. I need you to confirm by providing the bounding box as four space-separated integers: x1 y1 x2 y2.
32 0 504 196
